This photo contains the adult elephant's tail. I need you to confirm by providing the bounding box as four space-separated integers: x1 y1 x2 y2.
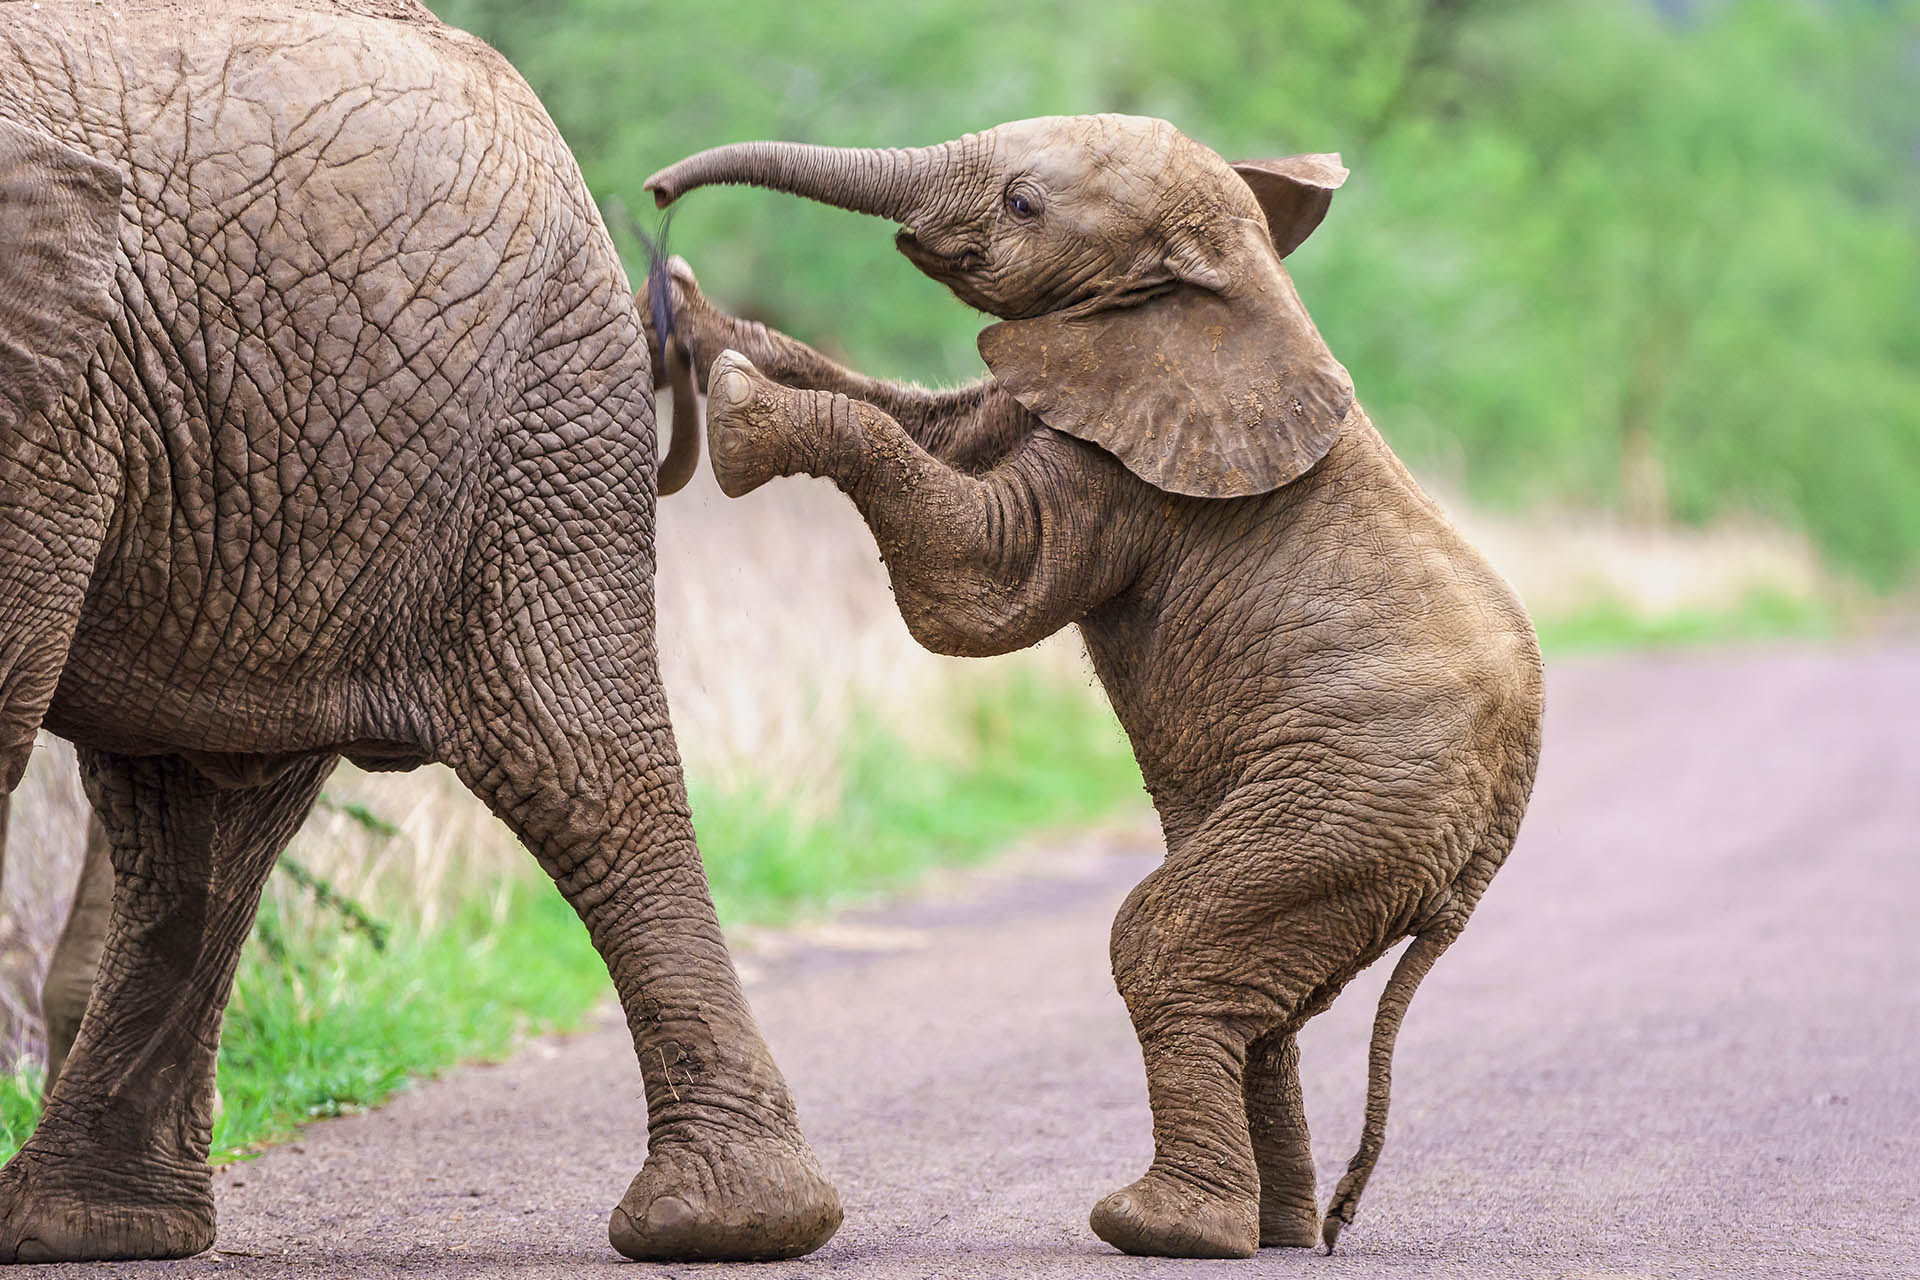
1321 916 1466 1251
656 335 700 496
623 214 701 497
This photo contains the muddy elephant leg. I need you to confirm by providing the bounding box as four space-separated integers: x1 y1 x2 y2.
1091 806 1381 1260
39 815 112 1095
1245 1030 1320 1247
1089 973 1262 1259
444 568 838 1262
1091 847 1262 1259
0 750 333 1263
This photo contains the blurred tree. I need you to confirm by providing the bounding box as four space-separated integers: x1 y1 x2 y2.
432 0 1920 587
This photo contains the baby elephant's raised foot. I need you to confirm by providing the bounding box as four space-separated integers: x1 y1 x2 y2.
706 349 795 498
608 1137 842 1262
1090 1172 1259 1260
0 1154 214 1263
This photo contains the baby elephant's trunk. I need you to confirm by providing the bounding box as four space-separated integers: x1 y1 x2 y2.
1322 918 1467 1250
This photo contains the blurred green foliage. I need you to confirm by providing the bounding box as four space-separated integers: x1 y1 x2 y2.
437 0 1918 582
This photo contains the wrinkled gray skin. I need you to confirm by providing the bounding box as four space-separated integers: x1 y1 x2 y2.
0 0 838 1263
9 370 697 1108
644 115 1546 1259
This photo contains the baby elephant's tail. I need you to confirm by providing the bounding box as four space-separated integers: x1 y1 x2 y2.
1321 914 1467 1251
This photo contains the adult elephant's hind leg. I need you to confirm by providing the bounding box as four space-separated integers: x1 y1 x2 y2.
0 751 333 1263
445 588 839 1262
40 814 113 1095
1245 1030 1321 1247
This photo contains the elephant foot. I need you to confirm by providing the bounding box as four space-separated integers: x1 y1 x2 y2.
608 1135 841 1262
1259 1195 1322 1249
705 349 792 497
1089 1169 1258 1260
0 1148 214 1263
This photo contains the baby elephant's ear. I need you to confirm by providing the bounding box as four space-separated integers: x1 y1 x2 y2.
979 234 1353 499
1232 153 1347 258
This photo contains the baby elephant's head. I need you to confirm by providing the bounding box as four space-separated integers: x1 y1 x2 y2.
647 115 1354 498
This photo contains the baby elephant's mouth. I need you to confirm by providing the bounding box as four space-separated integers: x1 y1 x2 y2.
895 228 984 274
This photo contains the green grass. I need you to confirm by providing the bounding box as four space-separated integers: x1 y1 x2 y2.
1 882 611 1163
206 881 612 1160
0 674 1145 1164
0 1070 41 1163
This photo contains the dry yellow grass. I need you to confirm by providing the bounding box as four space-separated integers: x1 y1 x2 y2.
1449 499 1826 624
0 738 91 1059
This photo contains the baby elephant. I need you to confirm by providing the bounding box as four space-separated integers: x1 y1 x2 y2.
645 115 1545 1259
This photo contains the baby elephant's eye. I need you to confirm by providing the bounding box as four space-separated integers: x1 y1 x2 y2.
1006 191 1036 217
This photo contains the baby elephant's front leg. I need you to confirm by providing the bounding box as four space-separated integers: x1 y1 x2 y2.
706 350 848 497
705 349 1131 660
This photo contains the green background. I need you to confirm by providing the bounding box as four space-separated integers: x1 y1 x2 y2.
435 0 1920 587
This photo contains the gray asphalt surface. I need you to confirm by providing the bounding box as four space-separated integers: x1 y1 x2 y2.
48 649 1920 1278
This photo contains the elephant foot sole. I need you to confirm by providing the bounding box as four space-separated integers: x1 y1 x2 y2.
608 1136 842 1262
0 1149 214 1263
705 349 788 497
1090 1170 1258 1260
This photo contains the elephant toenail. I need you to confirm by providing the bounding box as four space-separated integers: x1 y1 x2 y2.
645 1194 696 1235
710 359 753 410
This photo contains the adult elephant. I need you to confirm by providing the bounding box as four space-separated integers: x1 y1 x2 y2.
0 0 837 1264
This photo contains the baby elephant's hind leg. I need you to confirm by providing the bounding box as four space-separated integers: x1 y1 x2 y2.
41 814 113 1095
1245 1030 1320 1248
1092 857 1263 1260
1093 809 1391 1260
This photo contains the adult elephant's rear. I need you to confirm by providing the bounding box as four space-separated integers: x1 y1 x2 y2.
0 0 839 1264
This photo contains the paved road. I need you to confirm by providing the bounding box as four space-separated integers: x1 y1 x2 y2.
51 650 1920 1278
